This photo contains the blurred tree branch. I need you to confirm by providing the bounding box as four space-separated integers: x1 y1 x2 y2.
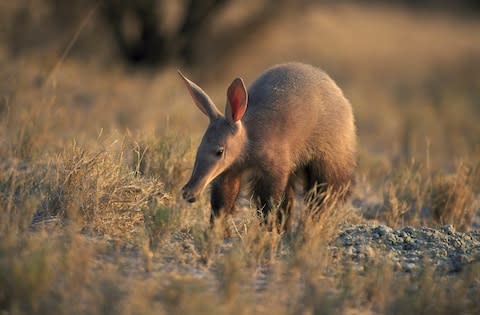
7 0 478 68
101 0 292 66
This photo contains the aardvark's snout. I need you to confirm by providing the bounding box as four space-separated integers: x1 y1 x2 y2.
181 185 198 203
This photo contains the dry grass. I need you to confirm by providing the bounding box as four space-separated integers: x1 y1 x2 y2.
429 166 477 230
0 2 479 314
361 161 478 231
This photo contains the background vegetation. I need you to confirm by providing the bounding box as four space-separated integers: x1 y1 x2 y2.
1 1 479 314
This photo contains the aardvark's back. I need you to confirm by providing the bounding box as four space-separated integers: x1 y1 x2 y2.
244 62 356 181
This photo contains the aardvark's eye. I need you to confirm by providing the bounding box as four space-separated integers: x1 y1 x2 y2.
215 147 224 157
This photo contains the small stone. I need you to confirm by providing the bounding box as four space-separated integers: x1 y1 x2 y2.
343 236 353 246
402 226 415 234
405 256 420 263
354 239 363 246
442 224 455 235
432 248 447 257
403 243 416 251
451 238 464 249
386 233 398 245
373 225 392 237
402 262 417 272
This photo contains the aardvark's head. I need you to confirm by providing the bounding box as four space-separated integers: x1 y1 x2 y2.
178 71 248 203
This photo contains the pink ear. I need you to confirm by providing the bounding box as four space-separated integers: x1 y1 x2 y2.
226 78 248 122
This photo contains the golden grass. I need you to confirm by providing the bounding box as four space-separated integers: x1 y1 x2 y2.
361 161 478 231
0 2 479 314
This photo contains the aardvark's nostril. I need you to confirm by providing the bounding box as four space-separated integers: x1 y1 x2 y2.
182 186 197 203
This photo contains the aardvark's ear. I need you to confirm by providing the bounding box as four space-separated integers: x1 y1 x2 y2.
225 77 248 124
178 70 222 121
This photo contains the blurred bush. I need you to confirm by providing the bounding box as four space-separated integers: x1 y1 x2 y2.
2 0 479 68
2 0 295 67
